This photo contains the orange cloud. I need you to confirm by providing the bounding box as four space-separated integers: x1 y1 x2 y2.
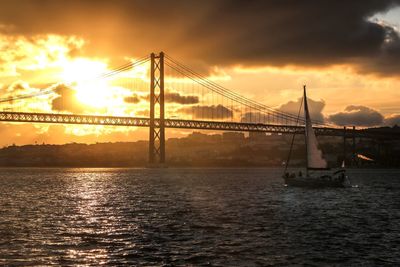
51 84 85 113
0 33 84 78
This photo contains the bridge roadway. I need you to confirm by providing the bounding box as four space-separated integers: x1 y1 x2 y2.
0 111 395 139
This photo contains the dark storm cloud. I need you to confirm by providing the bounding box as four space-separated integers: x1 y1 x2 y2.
1 0 400 74
384 114 400 126
165 92 199 105
279 97 326 123
51 84 85 113
328 105 384 126
178 105 233 119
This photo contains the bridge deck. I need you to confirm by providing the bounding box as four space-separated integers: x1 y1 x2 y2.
0 111 395 139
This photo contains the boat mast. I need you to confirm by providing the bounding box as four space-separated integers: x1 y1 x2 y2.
283 96 303 175
303 85 309 177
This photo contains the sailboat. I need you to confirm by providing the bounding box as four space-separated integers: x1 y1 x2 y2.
283 86 350 188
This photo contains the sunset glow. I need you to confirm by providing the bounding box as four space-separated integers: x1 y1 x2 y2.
0 1 399 145
1 2 400 266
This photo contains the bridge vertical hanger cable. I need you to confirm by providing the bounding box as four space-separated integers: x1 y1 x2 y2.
165 59 304 125
164 55 301 120
164 54 333 127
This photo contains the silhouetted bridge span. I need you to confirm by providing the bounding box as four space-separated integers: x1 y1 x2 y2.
0 111 396 140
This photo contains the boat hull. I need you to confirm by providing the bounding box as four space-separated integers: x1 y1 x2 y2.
283 170 349 188
284 176 345 188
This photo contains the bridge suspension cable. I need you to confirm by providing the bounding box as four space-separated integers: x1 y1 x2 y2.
164 53 330 126
165 54 300 122
96 55 150 79
0 55 150 104
165 60 295 125
165 54 298 120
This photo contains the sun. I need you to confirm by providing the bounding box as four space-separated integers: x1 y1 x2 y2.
58 57 147 115
59 58 114 108
75 82 112 108
61 58 108 84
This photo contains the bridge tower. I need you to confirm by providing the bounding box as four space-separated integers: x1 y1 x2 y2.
148 52 165 166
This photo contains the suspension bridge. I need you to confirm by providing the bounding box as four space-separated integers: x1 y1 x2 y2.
0 52 397 165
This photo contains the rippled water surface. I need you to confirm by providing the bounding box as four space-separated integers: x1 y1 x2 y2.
0 168 399 266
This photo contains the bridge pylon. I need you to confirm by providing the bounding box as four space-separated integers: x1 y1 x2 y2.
148 52 166 167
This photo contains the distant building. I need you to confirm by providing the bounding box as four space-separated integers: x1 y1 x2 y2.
222 132 245 143
187 132 221 143
248 132 266 142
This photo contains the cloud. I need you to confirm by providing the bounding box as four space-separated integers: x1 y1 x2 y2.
140 92 199 105
6 81 29 92
241 112 270 123
0 33 84 77
328 105 384 126
165 92 199 105
51 84 85 113
124 94 141 104
178 105 233 119
279 97 326 123
1 1 399 75
135 109 149 117
384 114 400 126
240 112 301 124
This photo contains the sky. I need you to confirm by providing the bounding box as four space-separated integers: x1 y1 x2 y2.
0 0 400 146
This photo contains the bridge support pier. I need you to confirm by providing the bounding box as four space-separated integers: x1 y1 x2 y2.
148 52 166 167
352 126 356 167
343 126 357 167
343 126 346 166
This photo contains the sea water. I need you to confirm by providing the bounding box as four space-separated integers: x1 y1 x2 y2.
0 168 399 266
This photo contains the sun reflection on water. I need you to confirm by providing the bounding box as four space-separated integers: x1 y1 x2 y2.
61 169 139 264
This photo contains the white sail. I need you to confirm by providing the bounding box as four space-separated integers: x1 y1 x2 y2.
303 86 328 169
